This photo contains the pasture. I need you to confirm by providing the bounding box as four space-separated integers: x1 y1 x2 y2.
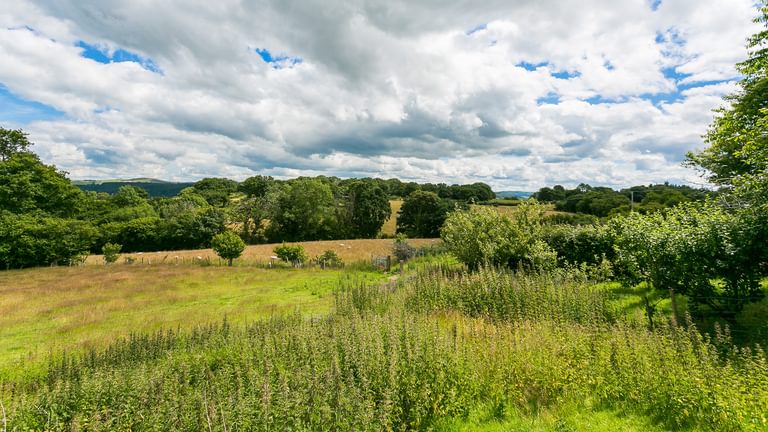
380 199 403 236
0 262 384 378
84 237 436 265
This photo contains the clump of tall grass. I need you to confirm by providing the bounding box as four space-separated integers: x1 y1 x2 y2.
405 264 616 325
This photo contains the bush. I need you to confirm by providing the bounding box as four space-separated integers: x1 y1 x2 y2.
542 224 614 266
102 242 122 264
392 234 416 262
211 230 246 266
440 201 556 271
273 243 307 264
315 249 343 268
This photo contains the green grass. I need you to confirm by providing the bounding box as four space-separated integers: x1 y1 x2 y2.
0 264 385 378
436 403 675 431
3 260 767 430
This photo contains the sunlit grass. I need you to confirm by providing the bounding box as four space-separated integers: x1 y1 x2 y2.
0 264 385 377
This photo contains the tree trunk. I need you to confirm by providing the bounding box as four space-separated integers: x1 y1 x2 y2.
228 258 233 267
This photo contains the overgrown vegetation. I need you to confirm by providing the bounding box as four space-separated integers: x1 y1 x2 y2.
3 265 767 431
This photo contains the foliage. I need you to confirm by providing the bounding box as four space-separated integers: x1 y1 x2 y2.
344 180 391 238
543 212 599 225
406 265 615 324
0 211 97 269
0 152 84 217
314 249 343 268
542 223 615 266
392 234 416 262
211 230 246 266
533 183 711 217
193 177 239 207
396 190 449 237
75 181 196 197
441 202 557 271
611 202 765 318
100 217 161 253
101 242 122 264
0 127 32 161
238 175 274 197
268 179 337 242
273 243 308 264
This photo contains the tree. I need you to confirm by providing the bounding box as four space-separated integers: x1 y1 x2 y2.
0 127 31 161
396 191 449 238
611 202 764 321
102 242 122 264
686 3 768 184
345 180 391 238
683 3 768 283
0 211 97 269
441 202 556 270
273 243 307 264
268 179 337 241
0 152 84 217
239 175 274 198
193 177 238 207
211 230 246 266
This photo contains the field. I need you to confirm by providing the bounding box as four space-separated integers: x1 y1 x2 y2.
0 265 388 378
3 263 766 431
84 237 437 265
381 199 403 236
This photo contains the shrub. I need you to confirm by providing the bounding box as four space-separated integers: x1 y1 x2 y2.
315 249 343 268
542 224 614 266
440 201 556 270
101 242 122 264
273 243 307 264
392 234 416 262
211 230 246 266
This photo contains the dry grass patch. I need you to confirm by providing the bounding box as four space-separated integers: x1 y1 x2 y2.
380 199 403 237
85 237 437 265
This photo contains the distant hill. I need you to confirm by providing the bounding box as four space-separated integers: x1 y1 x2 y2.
74 179 195 197
495 191 533 199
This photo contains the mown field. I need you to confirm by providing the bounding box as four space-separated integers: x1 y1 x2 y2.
84 237 435 265
380 199 403 236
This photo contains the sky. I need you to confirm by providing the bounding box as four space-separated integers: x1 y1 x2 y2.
0 0 761 190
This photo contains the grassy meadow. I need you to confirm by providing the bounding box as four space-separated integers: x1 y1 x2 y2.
3 263 767 431
0 262 387 379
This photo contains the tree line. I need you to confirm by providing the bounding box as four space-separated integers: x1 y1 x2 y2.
0 129 494 269
533 182 712 217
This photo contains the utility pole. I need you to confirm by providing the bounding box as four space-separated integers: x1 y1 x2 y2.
630 191 635 212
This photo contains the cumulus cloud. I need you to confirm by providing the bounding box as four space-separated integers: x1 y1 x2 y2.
0 0 761 190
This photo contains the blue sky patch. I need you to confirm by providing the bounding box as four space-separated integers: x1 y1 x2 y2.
584 95 624 104
551 69 581 79
537 93 561 105
255 48 302 68
466 24 487 36
0 84 64 124
76 41 161 73
517 61 548 71
650 0 662 11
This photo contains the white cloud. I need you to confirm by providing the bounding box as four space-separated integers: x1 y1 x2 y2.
0 0 761 190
